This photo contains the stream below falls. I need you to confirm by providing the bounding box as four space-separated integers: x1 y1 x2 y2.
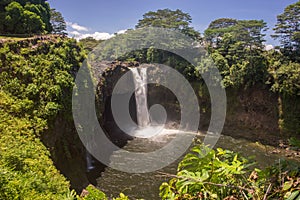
95 132 291 200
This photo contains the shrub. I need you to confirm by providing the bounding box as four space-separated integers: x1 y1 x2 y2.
160 144 300 200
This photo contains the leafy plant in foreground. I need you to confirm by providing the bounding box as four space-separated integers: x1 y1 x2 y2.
160 145 257 199
160 144 300 200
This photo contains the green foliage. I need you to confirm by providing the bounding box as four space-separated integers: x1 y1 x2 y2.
289 137 300 149
79 37 103 52
90 27 200 81
82 185 107 200
0 37 85 118
160 144 300 200
0 91 71 200
136 9 201 41
102 9 202 81
0 37 85 199
50 8 66 35
262 160 300 200
265 49 300 134
0 0 51 34
205 18 267 50
273 1 300 62
268 60 300 96
160 144 257 199
79 185 130 200
113 193 131 200
204 18 268 88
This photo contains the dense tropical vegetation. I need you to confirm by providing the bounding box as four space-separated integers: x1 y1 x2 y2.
0 34 87 199
0 0 299 199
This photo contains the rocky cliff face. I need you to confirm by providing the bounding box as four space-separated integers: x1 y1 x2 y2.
94 62 284 144
223 86 281 145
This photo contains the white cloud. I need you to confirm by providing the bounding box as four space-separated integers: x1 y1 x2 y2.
265 44 274 51
70 31 81 36
68 32 114 40
66 21 127 40
116 29 127 35
68 29 128 41
80 32 114 40
67 22 89 32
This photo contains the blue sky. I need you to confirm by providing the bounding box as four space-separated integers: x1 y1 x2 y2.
48 0 298 46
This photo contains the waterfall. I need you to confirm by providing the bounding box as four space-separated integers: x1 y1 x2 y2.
131 68 150 127
86 151 94 172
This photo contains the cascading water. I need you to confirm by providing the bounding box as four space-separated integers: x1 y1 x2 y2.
130 68 150 127
86 151 94 172
128 67 168 138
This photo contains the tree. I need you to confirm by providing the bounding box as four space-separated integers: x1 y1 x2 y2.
4 2 45 34
205 18 267 50
0 0 51 34
204 18 268 87
23 9 44 34
4 1 24 33
204 18 238 47
79 37 103 52
136 9 201 40
50 8 66 34
272 1 300 62
1 0 46 6
235 20 267 49
24 2 52 33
